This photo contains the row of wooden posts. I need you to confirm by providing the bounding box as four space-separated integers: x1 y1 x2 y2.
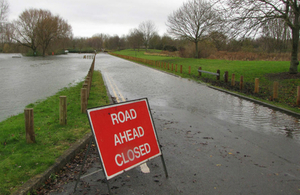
112 53 300 106
24 55 96 144
198 67 300 105
83 55 95 59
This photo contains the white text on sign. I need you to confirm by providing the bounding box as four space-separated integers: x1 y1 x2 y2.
110 109 137 125
110 109 151 167
115 143 151 166
114 127 144 146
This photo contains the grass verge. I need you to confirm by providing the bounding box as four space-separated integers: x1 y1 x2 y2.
112 49 300 113
0 71 109 195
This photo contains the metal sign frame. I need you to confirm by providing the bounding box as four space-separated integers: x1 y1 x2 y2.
74 98 168 194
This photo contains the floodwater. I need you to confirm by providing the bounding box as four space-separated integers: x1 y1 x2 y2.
0 53 92 122
96 53 300 141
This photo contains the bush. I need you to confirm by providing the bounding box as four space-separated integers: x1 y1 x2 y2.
179 40 217 58
68 48 95 53
163 45 177 52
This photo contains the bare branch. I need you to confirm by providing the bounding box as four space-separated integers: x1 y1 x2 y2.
166 0 221 58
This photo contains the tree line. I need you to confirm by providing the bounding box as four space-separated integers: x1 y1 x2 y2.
0 0 299 73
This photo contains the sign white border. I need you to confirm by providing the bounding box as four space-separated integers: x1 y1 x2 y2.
87 98 162 180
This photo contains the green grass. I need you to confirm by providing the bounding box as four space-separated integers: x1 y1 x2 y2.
0 71 109 195
113 49 300 113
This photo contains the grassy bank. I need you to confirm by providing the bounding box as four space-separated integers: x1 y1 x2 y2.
112 49 300 113
0 71 109 195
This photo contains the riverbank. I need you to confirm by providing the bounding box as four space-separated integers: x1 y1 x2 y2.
112 49 300 113
0 70 109 195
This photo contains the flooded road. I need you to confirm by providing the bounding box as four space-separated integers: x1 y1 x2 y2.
0 53 92 122
97 53 300 141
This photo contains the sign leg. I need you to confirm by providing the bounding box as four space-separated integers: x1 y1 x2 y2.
106 178 112 195
160 154 169 178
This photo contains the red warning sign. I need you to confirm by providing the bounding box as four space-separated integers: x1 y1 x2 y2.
87 98 161 180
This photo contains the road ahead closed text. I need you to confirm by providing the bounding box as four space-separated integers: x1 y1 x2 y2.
87 99 161 180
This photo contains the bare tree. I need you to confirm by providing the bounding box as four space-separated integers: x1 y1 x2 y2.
138 20 157 52
77 37 87 53
13 9 72 56
208 31 227 51
89 34 106 51
166 0 220 58
0 0 9 50
0 0 8 21
36 10 72 56
13 9 40 55
218 0 300 74
127 28 144 51
261 18 291 53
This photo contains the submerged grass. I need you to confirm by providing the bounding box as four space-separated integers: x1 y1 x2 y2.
113 49 300 113
0 71 109 195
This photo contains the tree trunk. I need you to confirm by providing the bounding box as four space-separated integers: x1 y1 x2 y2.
195 41 199 58
289 24 299 74
33 48 37 56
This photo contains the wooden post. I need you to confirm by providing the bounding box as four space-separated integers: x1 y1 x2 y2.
231 74 235 86
188 66 191 74
87 76 91 91
240 76 244 90
171 64 174 71
168 63 170 70
175 64 178 72
59 96 67 125
217 70 220 80
86 77 90 98
273 81 279 100
224 71 228 83
297 86 300 106
254 78 259 93
81 88 87 113
25 108 35 143
198 67 202 76
180 65 183 73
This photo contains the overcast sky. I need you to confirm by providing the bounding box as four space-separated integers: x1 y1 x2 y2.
7 0 186 38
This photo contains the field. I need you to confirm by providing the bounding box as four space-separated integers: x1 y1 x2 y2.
0 71 109 195
113 49 300 113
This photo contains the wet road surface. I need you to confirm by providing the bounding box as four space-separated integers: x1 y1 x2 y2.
42 53 300 195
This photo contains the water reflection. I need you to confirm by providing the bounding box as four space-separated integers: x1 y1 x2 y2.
0 53 92 122
214 93 300 140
